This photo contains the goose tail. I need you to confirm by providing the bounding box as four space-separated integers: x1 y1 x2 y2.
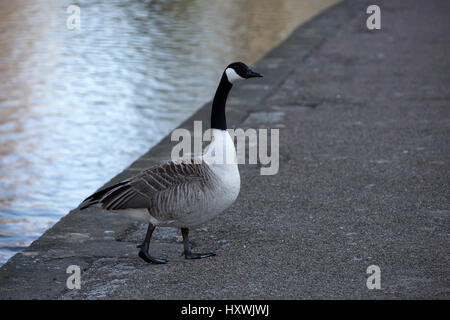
79 180 130 210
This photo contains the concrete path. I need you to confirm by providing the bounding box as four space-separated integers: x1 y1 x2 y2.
0 0 448 299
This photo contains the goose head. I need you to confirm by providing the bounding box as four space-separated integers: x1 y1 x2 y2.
224 62 263 84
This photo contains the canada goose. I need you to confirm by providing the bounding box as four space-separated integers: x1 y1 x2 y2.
80 62 262 263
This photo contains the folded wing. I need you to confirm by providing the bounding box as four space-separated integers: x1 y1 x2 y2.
80 160 217 218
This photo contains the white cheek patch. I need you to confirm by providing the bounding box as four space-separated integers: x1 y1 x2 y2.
225 68 244 83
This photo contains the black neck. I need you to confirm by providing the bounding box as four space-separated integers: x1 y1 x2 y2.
210 72 232 130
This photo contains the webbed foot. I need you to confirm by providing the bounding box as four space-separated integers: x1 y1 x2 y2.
183 251 216 260
137 244 168 264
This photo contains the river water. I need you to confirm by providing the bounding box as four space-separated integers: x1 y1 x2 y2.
0 0 337 265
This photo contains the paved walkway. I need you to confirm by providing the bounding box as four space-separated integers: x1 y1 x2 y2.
0 0 448 299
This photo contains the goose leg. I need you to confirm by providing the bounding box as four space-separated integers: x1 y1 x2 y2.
137 223 168 264
181 227 216 259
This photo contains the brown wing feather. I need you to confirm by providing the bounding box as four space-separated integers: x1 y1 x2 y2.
80 160 216 212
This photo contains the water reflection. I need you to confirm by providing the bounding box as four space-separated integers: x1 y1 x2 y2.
0 0 338 265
